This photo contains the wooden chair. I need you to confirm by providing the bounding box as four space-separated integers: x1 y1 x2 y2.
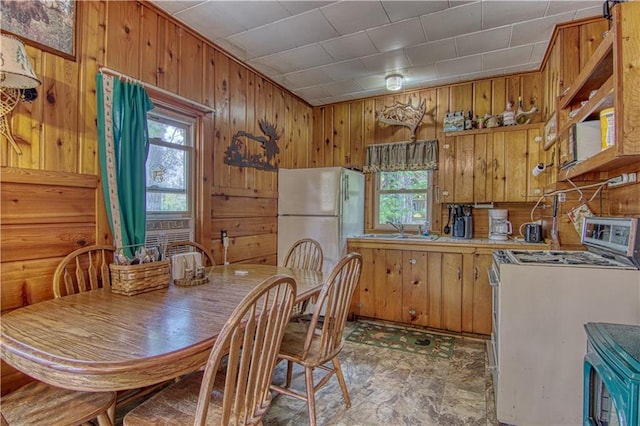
271 252 363 426
123 274 297 426
1 378 116 426
165 240 214 267
283 238 323 318
53 244 115 298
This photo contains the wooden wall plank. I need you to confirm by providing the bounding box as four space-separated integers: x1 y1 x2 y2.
156 16 180 94
213 51 230 189
333 103 350 166
211 195 277 218
105 0 140 78
178 30 204 104
139 3 159 86
473 80 492 119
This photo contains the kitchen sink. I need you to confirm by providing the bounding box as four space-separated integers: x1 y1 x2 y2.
358 233 441 241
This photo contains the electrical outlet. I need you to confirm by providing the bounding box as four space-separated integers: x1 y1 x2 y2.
220 230 227 241
558 193 566 202
608 173 637 187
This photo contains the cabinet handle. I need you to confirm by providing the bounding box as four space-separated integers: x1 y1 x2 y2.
493 159 498 171
409 258 417 265
408 308 417 318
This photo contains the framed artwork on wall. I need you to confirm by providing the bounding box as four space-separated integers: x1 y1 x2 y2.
0 0 77 61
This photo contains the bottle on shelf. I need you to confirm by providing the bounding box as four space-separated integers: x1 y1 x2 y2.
464 111 473 130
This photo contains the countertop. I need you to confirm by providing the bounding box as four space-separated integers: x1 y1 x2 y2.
347 234 550 249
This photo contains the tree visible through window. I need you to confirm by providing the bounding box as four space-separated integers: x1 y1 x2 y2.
376 170 431 228
146 110 193 215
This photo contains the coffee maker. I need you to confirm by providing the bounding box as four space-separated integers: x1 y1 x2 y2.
488 209 512 241
452 205 473 239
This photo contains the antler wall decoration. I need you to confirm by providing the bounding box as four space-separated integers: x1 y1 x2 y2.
377 99 427 142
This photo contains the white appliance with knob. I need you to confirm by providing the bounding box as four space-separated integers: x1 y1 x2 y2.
488 209 512 241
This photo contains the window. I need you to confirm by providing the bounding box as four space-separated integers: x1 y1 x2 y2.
375 170 432 230
145 108 194 217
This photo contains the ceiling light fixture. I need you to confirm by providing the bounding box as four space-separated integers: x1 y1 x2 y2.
385 74 404 91
0 34 41 155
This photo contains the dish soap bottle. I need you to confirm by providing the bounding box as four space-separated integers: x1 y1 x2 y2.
422 220 430 236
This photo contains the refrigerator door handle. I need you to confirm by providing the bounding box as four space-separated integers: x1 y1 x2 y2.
344 174 349 202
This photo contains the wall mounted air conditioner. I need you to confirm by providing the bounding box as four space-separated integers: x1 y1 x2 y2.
145 219 193 257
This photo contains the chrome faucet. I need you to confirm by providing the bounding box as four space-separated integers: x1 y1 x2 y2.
386 221 405 235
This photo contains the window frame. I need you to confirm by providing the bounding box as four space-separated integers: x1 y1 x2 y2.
374 169 433 232
145 107 196 220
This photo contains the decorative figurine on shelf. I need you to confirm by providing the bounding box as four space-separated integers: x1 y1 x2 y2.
515 96 539 125
502 101 516 126
484 113 503 128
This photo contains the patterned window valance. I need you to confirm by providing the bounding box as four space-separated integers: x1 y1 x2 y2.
363 139 438 173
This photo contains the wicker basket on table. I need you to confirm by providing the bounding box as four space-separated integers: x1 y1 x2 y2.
110 260 171 296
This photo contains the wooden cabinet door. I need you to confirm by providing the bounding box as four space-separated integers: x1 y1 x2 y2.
401 251 428 325
348 246 376 319
441 253 463 332
373 249 403 322
492 129 529 202
438 138 455 203
527 127 545 199
474 133 491 202
471 252 493 335
427 252 443 330
453 135 474 203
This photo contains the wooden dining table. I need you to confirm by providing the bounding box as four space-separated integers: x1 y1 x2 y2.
0 264 322 392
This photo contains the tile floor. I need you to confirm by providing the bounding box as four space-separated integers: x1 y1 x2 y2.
264 320 498 426
116 320 498 426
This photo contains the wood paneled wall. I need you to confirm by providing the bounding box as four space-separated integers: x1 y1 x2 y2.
312 72 545 234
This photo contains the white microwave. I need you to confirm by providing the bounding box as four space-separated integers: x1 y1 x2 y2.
559 121 602 169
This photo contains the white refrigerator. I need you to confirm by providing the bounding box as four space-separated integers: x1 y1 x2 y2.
277 167 364 277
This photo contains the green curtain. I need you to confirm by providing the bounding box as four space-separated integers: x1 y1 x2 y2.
97 73 154 258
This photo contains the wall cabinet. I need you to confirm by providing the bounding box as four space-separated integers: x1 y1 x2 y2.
555 2 640 181
348 244 491 335
438 124 543 203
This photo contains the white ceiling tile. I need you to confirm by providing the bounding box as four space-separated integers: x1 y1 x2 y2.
320 1 390 35
151 1 607 106
214 2 292 29
367 18 427 53
283 68 333 89
168 2 246 40
573 5 604 20
483 45 534 70
456 26 511 56
436 54 482 76
355 74 386 91
319 80 363 96
406 64 439 82
510 12 575 46
278 1 336 15
381 1 450 22
530 41 549 63
150 0 206 14
502 63 540 75
405 38 457 66
321 32 378 61
293 86 332 100
481 1 548 30
319 59 373 81
545 1 600 16
225 10 339 58
360 50 411 74
420 2 482 41
251 44 335 74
